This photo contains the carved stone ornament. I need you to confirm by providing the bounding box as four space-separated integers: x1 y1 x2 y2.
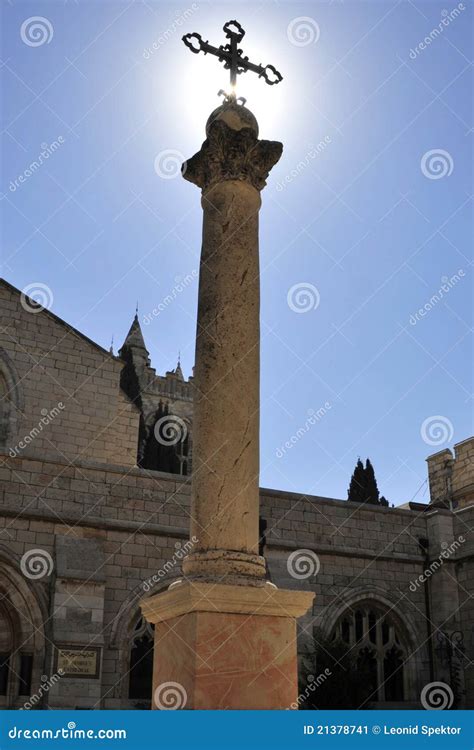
183 119 283 192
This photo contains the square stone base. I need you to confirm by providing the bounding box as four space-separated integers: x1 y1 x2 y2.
141 581 314 710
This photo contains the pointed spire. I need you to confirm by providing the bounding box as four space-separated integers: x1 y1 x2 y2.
109 334 114 355
174 351 184 380
118 307 149 360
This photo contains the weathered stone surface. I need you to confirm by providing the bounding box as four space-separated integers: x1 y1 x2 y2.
184 118 282 192
206 102 259 136
181 103 282 583
56 536 105 582
144 581 314 710
427 437 474 508
183 178 265 580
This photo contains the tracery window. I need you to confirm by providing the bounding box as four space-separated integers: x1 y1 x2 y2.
140 402 190 476
0 600 13 696
331 603 407 704
0 599 33 701
0 372 10 446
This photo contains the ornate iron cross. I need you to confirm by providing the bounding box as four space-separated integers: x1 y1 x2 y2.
182 20 283 97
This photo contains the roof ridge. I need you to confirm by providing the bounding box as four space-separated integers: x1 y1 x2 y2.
0 277 120 361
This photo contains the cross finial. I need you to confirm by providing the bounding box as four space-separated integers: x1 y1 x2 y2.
183 20 283 100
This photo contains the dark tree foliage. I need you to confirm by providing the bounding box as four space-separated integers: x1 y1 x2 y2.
365 458 379 504
348 458 389 506
347 458 366 504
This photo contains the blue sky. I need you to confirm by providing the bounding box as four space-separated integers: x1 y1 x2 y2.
1 0 472 505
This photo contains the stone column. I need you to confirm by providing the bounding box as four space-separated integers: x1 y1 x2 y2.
141 102 314 709
181 103 282 583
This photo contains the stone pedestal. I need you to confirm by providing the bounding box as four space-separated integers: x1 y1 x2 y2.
142 581 314 710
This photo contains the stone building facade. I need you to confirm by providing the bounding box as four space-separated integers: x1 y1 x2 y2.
0 278 472 710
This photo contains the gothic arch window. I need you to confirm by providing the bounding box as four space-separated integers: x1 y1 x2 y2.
128 616 154 706
0 600 14 696
0 348 23 448
175 429 190 476
0 371 11 446
330 602 407 704
0 596 34 705
140 402 191 476
0 555 46 708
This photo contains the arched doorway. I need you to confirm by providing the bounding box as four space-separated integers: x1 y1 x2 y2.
0 556 46 708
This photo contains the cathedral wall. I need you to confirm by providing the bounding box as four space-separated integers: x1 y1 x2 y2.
1 283 470 708
451 439 474 508
0 452 451 708
0 282 139 466
260 489 426 557
260 489 433 703
453 505 474 703
0 453 191 708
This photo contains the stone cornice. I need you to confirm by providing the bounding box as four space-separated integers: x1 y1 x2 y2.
183 120 283 192
0 506 435 563
141 580 314 622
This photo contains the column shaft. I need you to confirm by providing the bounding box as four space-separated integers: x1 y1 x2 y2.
190 180 261 556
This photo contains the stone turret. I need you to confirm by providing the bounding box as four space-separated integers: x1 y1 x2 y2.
118 314 150 369
427 437 474 509
118 312 194 474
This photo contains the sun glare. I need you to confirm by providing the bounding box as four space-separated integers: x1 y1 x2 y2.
176 26 293 141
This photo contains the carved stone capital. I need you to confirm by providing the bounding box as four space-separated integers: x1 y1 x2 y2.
183 120 283 192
